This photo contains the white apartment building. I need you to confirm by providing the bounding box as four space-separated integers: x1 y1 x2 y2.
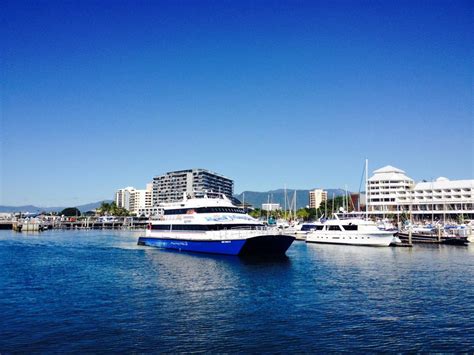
137 206 163 217
115 187 136 211
309 189 328 209
262 203 281 211
115 183 153 215
367 165 474 219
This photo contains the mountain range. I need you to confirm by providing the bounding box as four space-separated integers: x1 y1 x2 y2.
0 200 113 214
234 189 348 210
0 188 349 213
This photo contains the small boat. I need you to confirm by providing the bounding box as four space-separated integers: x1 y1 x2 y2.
396 227 469 245
138 192 295 256
306 215 397 247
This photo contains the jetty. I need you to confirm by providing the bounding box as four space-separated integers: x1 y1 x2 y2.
1 217 150 232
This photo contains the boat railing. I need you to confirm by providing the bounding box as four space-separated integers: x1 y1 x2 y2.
213 226 284 240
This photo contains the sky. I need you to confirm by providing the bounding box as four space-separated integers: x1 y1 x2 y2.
1 0 473 206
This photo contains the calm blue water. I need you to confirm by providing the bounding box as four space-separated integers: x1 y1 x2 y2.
1 230 473 352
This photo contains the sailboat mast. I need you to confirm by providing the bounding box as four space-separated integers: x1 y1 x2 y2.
294 190 297 219
365 158 369 220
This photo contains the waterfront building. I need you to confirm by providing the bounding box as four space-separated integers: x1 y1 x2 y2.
309 189 328 209
367 165 474 220
115 187 136 211
262 203 281 211
137 206 163 217
152 169 233 205
129 183 153 215
115 184 153 215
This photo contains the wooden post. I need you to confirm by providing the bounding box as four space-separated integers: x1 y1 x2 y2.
438 225 442 242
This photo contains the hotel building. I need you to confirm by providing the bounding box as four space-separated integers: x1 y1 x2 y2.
115 187 136 211
309 189 328 209
367 165 474 219
152 169 234 205
115 184 153 215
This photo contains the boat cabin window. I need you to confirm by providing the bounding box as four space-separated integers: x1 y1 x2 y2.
328 225 341 231
164 207 245 215
343 225 358 231
151 225 171 230
301 224 315 231
151 223 262 231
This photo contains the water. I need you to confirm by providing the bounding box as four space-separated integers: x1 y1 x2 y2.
1 230 473 352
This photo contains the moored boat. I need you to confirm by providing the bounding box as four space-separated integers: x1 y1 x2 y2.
396 227 469 245
306 215 397 247
138 192 295 256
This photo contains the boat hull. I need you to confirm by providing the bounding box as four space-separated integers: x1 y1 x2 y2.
396 232 469 245
306 232 395 247
137 235 295 256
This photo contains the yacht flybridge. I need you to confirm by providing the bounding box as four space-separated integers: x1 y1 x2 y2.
138 192 295 256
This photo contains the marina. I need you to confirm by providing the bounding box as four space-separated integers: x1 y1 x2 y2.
3 0 471 352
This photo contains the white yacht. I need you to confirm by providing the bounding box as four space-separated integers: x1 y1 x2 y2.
305 215 397 247
138 192 295 256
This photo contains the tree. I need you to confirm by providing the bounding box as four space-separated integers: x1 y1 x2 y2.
61 207 81 217
296 208 310 220
98 202 111 215
248 208 262 219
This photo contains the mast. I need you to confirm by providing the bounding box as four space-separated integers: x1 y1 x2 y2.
267 194 270 222
294 190 297 220
345 184 348 212
331 193 335 217
325 197 328 219
365 158 369 220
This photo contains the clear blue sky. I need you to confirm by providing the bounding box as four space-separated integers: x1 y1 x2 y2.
1 0 472 206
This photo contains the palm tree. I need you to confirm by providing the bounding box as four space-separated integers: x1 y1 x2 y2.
99 202 111 215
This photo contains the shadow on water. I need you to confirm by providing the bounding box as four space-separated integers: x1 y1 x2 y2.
142 245 291 266
238 254 291 265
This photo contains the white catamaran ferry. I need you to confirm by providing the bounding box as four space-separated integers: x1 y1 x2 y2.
138 193 295 256
305 214 398 247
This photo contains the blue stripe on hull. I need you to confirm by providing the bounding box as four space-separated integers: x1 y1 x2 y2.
137 237 246 255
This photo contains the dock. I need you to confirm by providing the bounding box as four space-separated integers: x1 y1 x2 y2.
0 217 149 232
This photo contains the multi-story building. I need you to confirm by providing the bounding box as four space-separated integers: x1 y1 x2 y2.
129 183 153 215
367 165 474 220
309 189 328 209
262 203 281 211
115 183 153 215
115 187 136 211
152 169 233 205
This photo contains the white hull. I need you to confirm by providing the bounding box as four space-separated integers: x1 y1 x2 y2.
145 228 282 241
306 232 395 247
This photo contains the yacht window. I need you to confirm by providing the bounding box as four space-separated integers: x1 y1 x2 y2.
328 225 341 231
343 225 358 231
